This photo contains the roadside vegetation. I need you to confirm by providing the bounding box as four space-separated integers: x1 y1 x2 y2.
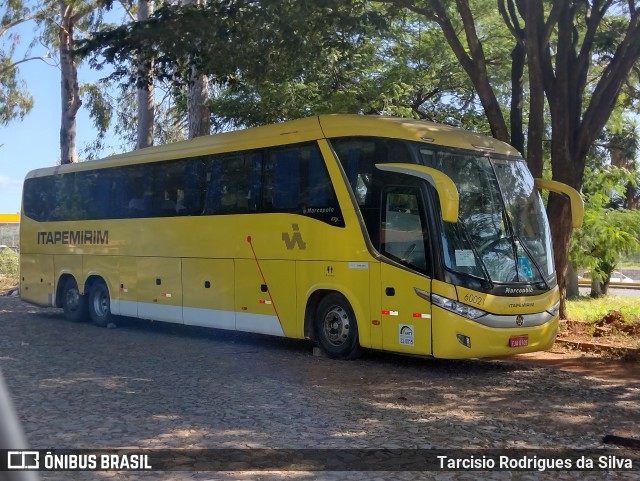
562 295 640 358
567 295 640 321
0 249 19 294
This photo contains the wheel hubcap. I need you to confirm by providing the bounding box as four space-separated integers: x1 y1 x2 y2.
94 289 109 317
322 306 350 346
66 288 80 311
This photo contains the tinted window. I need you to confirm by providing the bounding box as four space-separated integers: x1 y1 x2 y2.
23 142 343 226
205 152 262 214
381 186 429 274
331 137 414 207
263 144 343 225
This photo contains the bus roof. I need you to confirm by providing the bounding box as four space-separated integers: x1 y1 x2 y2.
25 115 521 179
318 114 519 156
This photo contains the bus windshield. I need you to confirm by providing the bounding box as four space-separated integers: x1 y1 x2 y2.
419 148 554 284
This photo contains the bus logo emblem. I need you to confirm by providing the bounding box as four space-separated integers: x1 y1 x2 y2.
399 324 414 346
515 315 524 326
282 224 307 250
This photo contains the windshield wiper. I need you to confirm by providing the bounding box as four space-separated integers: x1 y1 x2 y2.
511 231 550 290
457 220 494 289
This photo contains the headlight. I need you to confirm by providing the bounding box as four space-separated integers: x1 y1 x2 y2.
431 293 487 320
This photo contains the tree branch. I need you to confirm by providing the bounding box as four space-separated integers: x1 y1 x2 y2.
0 53 52 76
0 14 37 38
498 0 524 45
579 19 640 159
117 0 136 22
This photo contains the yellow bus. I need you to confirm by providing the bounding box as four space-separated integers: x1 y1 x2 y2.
20 115 582 359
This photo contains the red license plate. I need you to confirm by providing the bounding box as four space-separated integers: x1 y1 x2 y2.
509 335 528 347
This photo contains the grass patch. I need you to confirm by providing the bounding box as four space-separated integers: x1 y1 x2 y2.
566 295 640 322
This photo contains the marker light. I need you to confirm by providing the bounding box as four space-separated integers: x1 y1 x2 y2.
431 293 487 320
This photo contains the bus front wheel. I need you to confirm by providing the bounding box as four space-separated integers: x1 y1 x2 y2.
315 293 362 360
88 280 112 327
61 277 88 323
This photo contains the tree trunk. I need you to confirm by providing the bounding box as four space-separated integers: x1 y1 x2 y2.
521 0 546 179
566 262 579 298
59 1 82 164
136 0 154 149
590 278 602 298
188 70 210 138
546 192 573 318
509 42 525 155
185 0 210 138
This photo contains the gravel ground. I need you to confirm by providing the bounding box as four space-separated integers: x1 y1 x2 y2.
0 296 638 481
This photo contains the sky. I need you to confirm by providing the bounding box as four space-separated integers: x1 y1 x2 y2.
1 57 58 214
0 8 123 215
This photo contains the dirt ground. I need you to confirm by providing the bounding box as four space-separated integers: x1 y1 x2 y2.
500 348 640 383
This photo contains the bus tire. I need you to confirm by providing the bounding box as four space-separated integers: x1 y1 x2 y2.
61 277 88 323
88 280 112 327
315 293 362 360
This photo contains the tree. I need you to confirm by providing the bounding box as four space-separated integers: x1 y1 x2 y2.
183 0 209 138
377 0 640 318
570 168 640 297
208 8 496 130
0 1 38 125
58 1 88 163
2 2 123 162
78 0 388 117
135 0 154 149
570 118 640 296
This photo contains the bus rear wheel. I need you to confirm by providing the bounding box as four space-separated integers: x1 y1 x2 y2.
315 293 362 360
61 277 88 322
88 280 112 327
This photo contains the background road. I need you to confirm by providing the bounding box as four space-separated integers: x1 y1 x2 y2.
0 296 638 480
578 285 640 297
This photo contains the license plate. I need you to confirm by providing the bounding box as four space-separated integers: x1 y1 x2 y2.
509 335 528 347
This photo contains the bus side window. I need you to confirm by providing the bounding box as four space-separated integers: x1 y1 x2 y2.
109 167 129 218
23 177 55 221
248 153 263 211
120 166 152 218
381 186 430 275
270 149 300 210
307 149 329 207
205 158 223 214
50 173 77 221
205 152 261 214
182 158 206 215
76 170 110 220
151 160 187 217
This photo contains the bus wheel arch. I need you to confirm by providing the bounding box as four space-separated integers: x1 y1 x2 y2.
85 276 112 327
58 274 88 322
312 291 363 360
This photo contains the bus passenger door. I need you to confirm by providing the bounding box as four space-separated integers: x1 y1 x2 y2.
378 186 433 355
379 264 432 355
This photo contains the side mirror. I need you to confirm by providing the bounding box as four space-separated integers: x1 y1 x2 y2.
534 178 584 228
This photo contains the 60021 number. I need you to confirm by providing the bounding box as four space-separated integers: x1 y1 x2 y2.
464 293 484 306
